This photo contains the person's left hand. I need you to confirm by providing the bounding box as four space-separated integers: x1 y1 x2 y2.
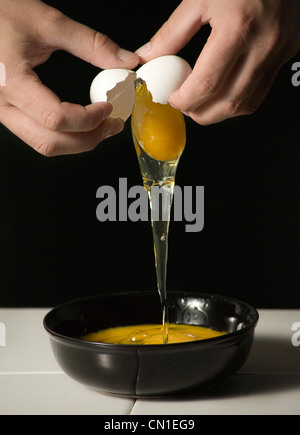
0 0 139 156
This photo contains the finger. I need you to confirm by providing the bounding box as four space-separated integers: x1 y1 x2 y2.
185 47 281 125
238 65 280 116
44 9 139 69
4 67 114 132
0 104 124 156
168 24 246 113
136 0 205 61
188 70 276 126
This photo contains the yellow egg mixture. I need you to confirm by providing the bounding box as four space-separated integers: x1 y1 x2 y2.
83 324 226 345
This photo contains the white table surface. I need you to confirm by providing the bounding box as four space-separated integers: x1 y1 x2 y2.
0 308 300 415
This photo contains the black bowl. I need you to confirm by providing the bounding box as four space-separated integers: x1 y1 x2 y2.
43 291 259 397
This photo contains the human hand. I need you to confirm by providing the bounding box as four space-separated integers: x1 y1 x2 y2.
0 0 139 156
137 0 300 125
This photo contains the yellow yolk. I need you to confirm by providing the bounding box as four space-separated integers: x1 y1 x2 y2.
82 324 227 345
131 82 186 161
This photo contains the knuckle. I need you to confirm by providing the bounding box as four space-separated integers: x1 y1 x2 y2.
243 101 260 115
188 77 218 107
38 6 68 42
35 139 57 157
189 112 213 127
266 18 281 45
42 108 64 131
259 25 281 54
228 15 252 48
92 31 109 49
88 31 111 61
223 99 260 118
157 19 173 43
223 99 244 117
43 6 66 28
199 77 217 97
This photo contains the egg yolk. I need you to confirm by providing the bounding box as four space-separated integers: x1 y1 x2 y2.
131 82 186 161
82 324 226 345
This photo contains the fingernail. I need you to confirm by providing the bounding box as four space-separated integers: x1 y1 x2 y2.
117 48 139 63
135 42 151 58
169 103 179 110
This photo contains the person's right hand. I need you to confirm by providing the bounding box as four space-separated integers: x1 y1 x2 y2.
0 0 139 156
137 0 300 126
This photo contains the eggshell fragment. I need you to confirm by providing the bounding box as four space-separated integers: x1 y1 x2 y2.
90 69 137 121
136 55 192 104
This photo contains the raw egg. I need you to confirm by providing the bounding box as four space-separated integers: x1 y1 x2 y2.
89 56 192 345
131 80 186 161
82 324 227 345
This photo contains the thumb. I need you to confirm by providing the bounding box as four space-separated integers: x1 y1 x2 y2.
136 0 204 62
45 10 139 69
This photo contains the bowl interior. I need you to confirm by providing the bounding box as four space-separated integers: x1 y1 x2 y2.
44 291 258 342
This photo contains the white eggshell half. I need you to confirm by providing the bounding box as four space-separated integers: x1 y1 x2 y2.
136 55 192 104
90 69 137 121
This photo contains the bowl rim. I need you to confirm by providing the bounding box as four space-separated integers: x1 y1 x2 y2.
43 290 259 349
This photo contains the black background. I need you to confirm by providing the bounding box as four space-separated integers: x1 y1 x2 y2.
0 0 299 308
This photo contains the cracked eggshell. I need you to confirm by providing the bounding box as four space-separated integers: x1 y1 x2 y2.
90 69 137 122
136 55 192 105
89 56 192 122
